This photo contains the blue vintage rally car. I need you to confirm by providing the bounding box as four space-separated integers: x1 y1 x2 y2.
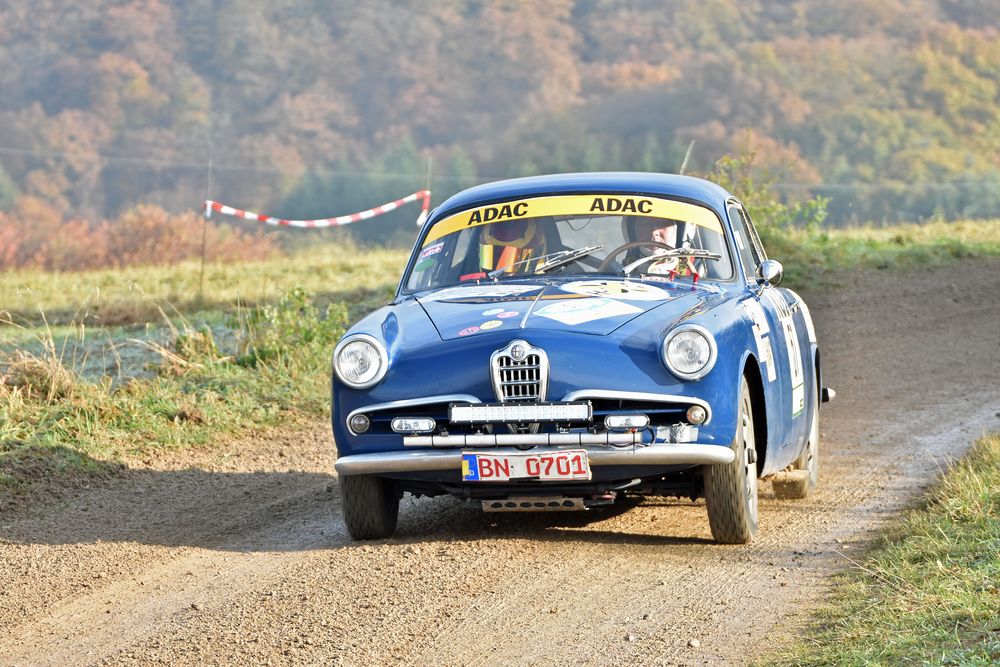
331 172 832 543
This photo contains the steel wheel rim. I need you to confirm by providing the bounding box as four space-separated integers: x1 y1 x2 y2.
804 397 819 478
805 434 817 475
742 401 758 519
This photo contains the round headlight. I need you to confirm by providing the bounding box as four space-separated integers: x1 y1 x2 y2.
334 334 388 389
663 325 717 381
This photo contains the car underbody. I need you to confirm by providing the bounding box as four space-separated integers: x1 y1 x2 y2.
395 466 708 511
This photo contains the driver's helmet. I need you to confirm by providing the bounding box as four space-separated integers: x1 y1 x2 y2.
624 217 693 275
479 219 547 274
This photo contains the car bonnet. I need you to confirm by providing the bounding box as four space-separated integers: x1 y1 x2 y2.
415 279 707 341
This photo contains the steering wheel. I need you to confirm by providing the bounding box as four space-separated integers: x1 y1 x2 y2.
597 241 676 273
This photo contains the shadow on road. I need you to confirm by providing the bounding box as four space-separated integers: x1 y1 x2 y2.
2 450 717 551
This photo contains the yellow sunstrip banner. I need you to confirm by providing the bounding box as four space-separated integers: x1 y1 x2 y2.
422 194 723 246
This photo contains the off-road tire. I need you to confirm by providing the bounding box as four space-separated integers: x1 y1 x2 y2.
340 474 399 540
704 379 759 544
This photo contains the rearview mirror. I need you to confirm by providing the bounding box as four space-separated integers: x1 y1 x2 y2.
756 259 783 287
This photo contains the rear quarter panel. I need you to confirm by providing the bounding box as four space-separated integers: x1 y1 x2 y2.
747 287 819 474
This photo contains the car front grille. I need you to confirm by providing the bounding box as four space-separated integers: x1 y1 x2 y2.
490 340 549 434
495 353 543 401
490 340 548 403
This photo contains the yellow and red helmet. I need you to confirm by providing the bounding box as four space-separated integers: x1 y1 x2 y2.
479 220 547 274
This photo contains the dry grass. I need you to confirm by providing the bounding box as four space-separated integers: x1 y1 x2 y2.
829 219 1000 245
0 284 351 512
762 218 1000 286
0 312 93 402
0 241 409 325
1 349 79 401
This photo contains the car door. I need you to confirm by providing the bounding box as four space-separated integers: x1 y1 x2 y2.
728 201 806 467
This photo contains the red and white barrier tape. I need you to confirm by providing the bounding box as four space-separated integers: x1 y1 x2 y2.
205 189 431 228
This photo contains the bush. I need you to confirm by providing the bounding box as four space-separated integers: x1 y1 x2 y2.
0 197 279 271
0 348 79 402
705 149 829 232
235 286 348 368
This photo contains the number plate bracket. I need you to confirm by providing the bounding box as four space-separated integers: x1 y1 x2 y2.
461 449 592 482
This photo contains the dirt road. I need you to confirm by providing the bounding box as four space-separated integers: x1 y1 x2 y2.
2 261 999 666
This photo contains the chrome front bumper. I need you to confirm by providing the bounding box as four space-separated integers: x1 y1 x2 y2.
334 443 735 476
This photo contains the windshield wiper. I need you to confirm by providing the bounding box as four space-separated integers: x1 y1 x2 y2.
534 245 604 274
622 248 722 277
487 246 602 280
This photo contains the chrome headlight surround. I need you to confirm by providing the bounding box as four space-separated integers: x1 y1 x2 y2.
333 333 389 389
662 324 718 381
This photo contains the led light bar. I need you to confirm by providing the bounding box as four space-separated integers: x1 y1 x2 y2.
449 402 592 424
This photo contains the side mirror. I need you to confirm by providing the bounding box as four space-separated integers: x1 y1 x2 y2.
756 259 783 287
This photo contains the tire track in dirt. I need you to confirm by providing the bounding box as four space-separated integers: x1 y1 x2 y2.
402 394 1000 667
1 261 998 666
0 507 347 667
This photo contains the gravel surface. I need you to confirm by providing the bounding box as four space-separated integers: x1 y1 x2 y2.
2 261 999 666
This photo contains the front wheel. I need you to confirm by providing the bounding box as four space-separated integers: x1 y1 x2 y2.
340 474 399 540
703 379 759 544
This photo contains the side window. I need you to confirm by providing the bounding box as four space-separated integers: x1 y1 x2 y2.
727 203 762 280
740 207 768 264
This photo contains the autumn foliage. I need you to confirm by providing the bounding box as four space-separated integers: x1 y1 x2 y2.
0 197 276 271
1 0 999 241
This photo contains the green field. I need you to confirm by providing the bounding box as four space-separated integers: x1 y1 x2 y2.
2 220 1000 510
763 219 1000 286
0 243 409 325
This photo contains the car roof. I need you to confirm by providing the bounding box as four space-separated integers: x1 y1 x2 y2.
430 172 733 221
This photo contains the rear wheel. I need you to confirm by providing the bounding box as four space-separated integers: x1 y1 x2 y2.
340 474 399 540
703 379 759 544
793 385 820 493
774 384 821 500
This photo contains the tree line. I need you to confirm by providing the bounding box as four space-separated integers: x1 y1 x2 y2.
0 0 998 251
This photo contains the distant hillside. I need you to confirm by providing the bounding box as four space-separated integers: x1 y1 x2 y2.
1 0 998 241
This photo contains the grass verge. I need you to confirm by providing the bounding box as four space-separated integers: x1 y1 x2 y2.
763 219 1000 287
769 434 1000 666
0 287 355 512
1 242 406 512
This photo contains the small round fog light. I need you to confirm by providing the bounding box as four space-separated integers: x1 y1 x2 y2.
686 405 707 425
349 414 371 433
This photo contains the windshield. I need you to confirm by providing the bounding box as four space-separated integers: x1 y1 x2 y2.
404 194 734 291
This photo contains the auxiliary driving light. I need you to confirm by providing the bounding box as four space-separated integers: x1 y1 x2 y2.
349 413 371 433
391 417 436 434
686 405 708 425
604 414 650 431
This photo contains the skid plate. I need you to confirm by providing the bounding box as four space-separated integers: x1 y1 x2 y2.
481 496 587 512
